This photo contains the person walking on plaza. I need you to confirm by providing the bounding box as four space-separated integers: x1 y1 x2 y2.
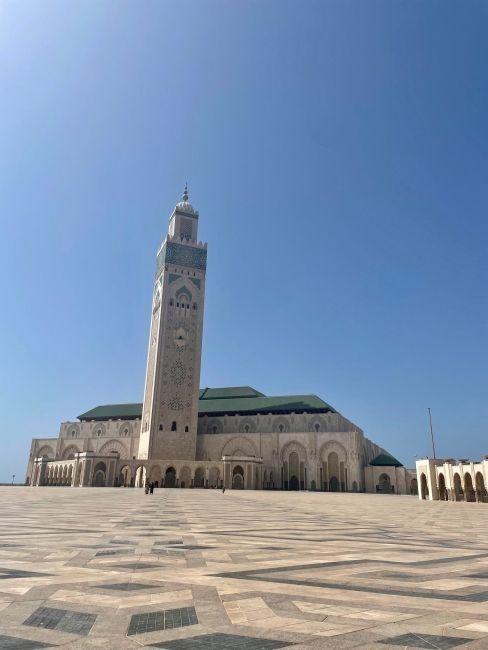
150 482 154 494
222 485 226 494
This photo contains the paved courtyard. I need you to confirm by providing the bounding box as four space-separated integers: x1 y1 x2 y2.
0 489 488 649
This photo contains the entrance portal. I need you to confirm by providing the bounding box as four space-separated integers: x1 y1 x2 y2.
164 467 176 488
329 476 340 492
289 475 299 491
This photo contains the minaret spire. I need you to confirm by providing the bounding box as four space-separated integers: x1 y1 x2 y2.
182 183 189 202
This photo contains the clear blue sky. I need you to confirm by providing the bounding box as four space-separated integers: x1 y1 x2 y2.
1 0 487 483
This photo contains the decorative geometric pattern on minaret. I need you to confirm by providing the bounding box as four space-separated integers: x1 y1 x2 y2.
138 186 207 462
156 241 207 274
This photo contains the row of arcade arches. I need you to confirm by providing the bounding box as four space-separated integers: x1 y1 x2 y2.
420 471 487 502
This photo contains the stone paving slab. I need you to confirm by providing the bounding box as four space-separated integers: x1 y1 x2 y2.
0 488 487 648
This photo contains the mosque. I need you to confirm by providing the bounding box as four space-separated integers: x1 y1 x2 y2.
27 189 416 494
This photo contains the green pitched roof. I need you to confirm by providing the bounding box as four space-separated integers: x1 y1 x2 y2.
370 452 403 468
78 403 143 421
199 386 265 400
77 387 336 421
198 393 334 416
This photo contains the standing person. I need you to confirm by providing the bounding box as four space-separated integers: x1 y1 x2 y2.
150 482 154 494
222 485 226 494
144 482 149 494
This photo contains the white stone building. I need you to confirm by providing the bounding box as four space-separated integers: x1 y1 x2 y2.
27 189 415 493
416 457 488 502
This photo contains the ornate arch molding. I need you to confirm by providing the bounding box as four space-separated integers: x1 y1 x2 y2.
206 419 223 434
62 444 82 460
175 285 192 301
221 435 258 458
91 422 107 437
308 415 328 432
238 417 256 433
272 416 290 433
67 423 80 437
37 445 55 459
280 440 308 462
319 440 348 463
119 421 133 436
97 439 129 457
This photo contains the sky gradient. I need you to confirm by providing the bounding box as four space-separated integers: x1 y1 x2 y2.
1 0 487 482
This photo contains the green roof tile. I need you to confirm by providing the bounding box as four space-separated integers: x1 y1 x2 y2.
78 403 143 421
77 388 336 421
199 386 265 400
370 452 403 468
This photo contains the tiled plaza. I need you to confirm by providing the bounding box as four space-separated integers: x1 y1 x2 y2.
0 489 488 649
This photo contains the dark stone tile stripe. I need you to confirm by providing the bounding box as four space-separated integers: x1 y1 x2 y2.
378 632 473 648
0 635 55 649
98 582 157 591
0 568 51 580
149 632 295 649
214 558 488 602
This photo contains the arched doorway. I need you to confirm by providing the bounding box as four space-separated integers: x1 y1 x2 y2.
164 467 176 488
453 473 462 501
93 462 106 487
179 466 191 488
288 452 299 490
289 475 299 491
232 465 244 490
119 466 131 487
438 473 448 501
194 467 205 488
475 472 487 502
410 478 418 495
329 476 340 492
464 473 476 502
135 466 146 488
327 451 341 491
378 474 391 493
420 473 429 500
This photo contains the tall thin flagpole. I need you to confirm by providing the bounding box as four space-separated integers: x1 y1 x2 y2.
428 408 436 459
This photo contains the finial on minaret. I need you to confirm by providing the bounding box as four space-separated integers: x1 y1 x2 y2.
182 183 189 202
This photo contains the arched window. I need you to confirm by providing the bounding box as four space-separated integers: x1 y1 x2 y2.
278 424 284 433
159 424 163 431
171 421 177 432
185 426 189 432
314 423 320 432
244 424 250 433
193 303 197 310
212 426 217 434
97 429 102 437
71 431 76 438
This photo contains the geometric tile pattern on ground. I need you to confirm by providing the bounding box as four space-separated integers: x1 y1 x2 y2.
23 607 97 635
148 632 296 648
1 487 488 648
377 632 473 648
127 607 198 635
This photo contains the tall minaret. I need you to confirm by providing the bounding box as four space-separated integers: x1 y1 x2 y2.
138 186 207 461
